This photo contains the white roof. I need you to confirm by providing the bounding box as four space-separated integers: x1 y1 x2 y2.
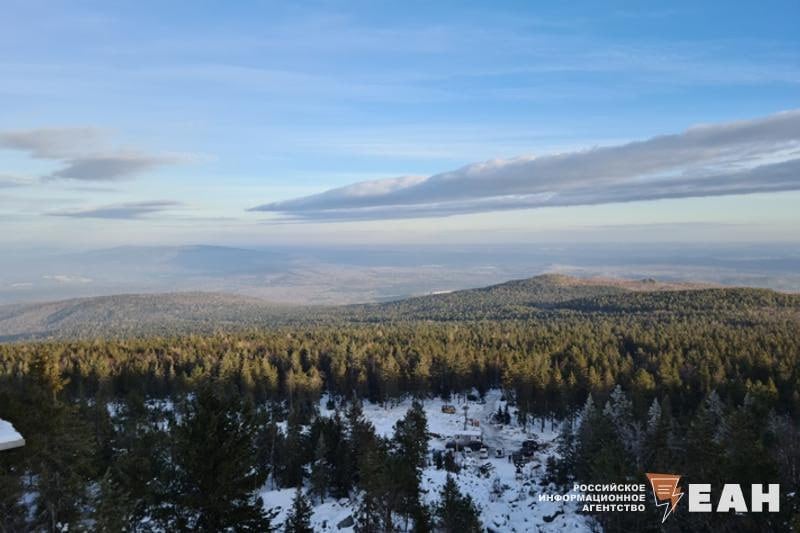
454 429 482 437
0 419 24 451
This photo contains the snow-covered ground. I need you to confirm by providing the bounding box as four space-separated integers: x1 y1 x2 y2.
260 390 594 532
0 418 24 451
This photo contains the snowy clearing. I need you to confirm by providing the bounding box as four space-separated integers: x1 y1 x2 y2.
260 390 594 532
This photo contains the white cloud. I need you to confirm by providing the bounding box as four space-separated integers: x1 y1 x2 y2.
49 200 181 219
42 274 92 284
0 127 189 181
250 110 800 221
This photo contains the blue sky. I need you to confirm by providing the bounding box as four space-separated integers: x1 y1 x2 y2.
1 0 798 249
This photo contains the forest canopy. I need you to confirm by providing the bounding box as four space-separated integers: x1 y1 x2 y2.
1 275 798 531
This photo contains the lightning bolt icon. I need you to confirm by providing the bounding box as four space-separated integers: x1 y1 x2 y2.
646 473 684 523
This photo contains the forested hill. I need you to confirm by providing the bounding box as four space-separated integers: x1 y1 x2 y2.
352 274 798 322
0 292 301 342
0 274 797 341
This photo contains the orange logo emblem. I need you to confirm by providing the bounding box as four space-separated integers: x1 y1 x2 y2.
646 473 683 522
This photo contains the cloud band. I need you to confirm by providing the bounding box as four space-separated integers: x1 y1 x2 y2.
250 110 800 221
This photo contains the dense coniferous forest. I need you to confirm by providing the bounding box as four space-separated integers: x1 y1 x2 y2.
0 276 798 531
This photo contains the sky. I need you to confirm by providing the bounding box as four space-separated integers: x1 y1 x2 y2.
1 0 799 250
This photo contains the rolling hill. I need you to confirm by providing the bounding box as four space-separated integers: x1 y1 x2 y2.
0 274 796 342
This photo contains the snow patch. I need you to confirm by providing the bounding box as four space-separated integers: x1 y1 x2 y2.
263 390 594 532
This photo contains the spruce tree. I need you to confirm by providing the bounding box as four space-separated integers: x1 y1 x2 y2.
310 433 330 503
92 468 134 533
284 488 313 533
26 355 95 533
280 409 309 487
548 418 575 489
172 385 272 531
434 475 482 533
392 401 429 525
354 490 381 533
346 399 377 488
0 446 27 532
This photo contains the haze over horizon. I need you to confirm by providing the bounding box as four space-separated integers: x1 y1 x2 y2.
2 1 799 302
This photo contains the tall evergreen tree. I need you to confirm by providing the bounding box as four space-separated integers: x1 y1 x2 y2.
26 354 95 533
392 401 429 525
284 488 313 533
354 490 382 533
92 468 134 533
171 386 272 531
310 433 330 503
434 475 482 533
279 409 309 488
0 447 27 533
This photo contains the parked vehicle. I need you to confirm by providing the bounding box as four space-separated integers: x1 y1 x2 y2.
511 452 527 467
463 448 473 458
441 404 456 414
479 447 489 459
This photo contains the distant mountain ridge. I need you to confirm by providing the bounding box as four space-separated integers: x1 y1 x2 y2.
0 274 797 342
0 292 298 342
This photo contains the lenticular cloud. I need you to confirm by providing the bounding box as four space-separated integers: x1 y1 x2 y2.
250 110 800 221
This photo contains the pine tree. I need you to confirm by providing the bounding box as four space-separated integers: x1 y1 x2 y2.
284 488 313 533
357 441 397 531
574 394 630 486
327 412 352 498
685 391 727 483
411 502 432 533
30 351 69 405
255 408 284 491
603 385 644 469
310 433 330 503
0 446 27 533
109 394 174 526
280 408 309 487
434 475 482 533
721 396 778 484
547 418 575 489
92 468 134 533
392 401 429 525
172 386 272 531
26 357 95 533
645 398 661 436
394 400 429 471
354 490 381 533
643 398 676 472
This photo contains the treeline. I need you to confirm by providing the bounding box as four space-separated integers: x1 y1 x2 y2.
2 315 798 417
552 287 800 315
340 283 800 322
